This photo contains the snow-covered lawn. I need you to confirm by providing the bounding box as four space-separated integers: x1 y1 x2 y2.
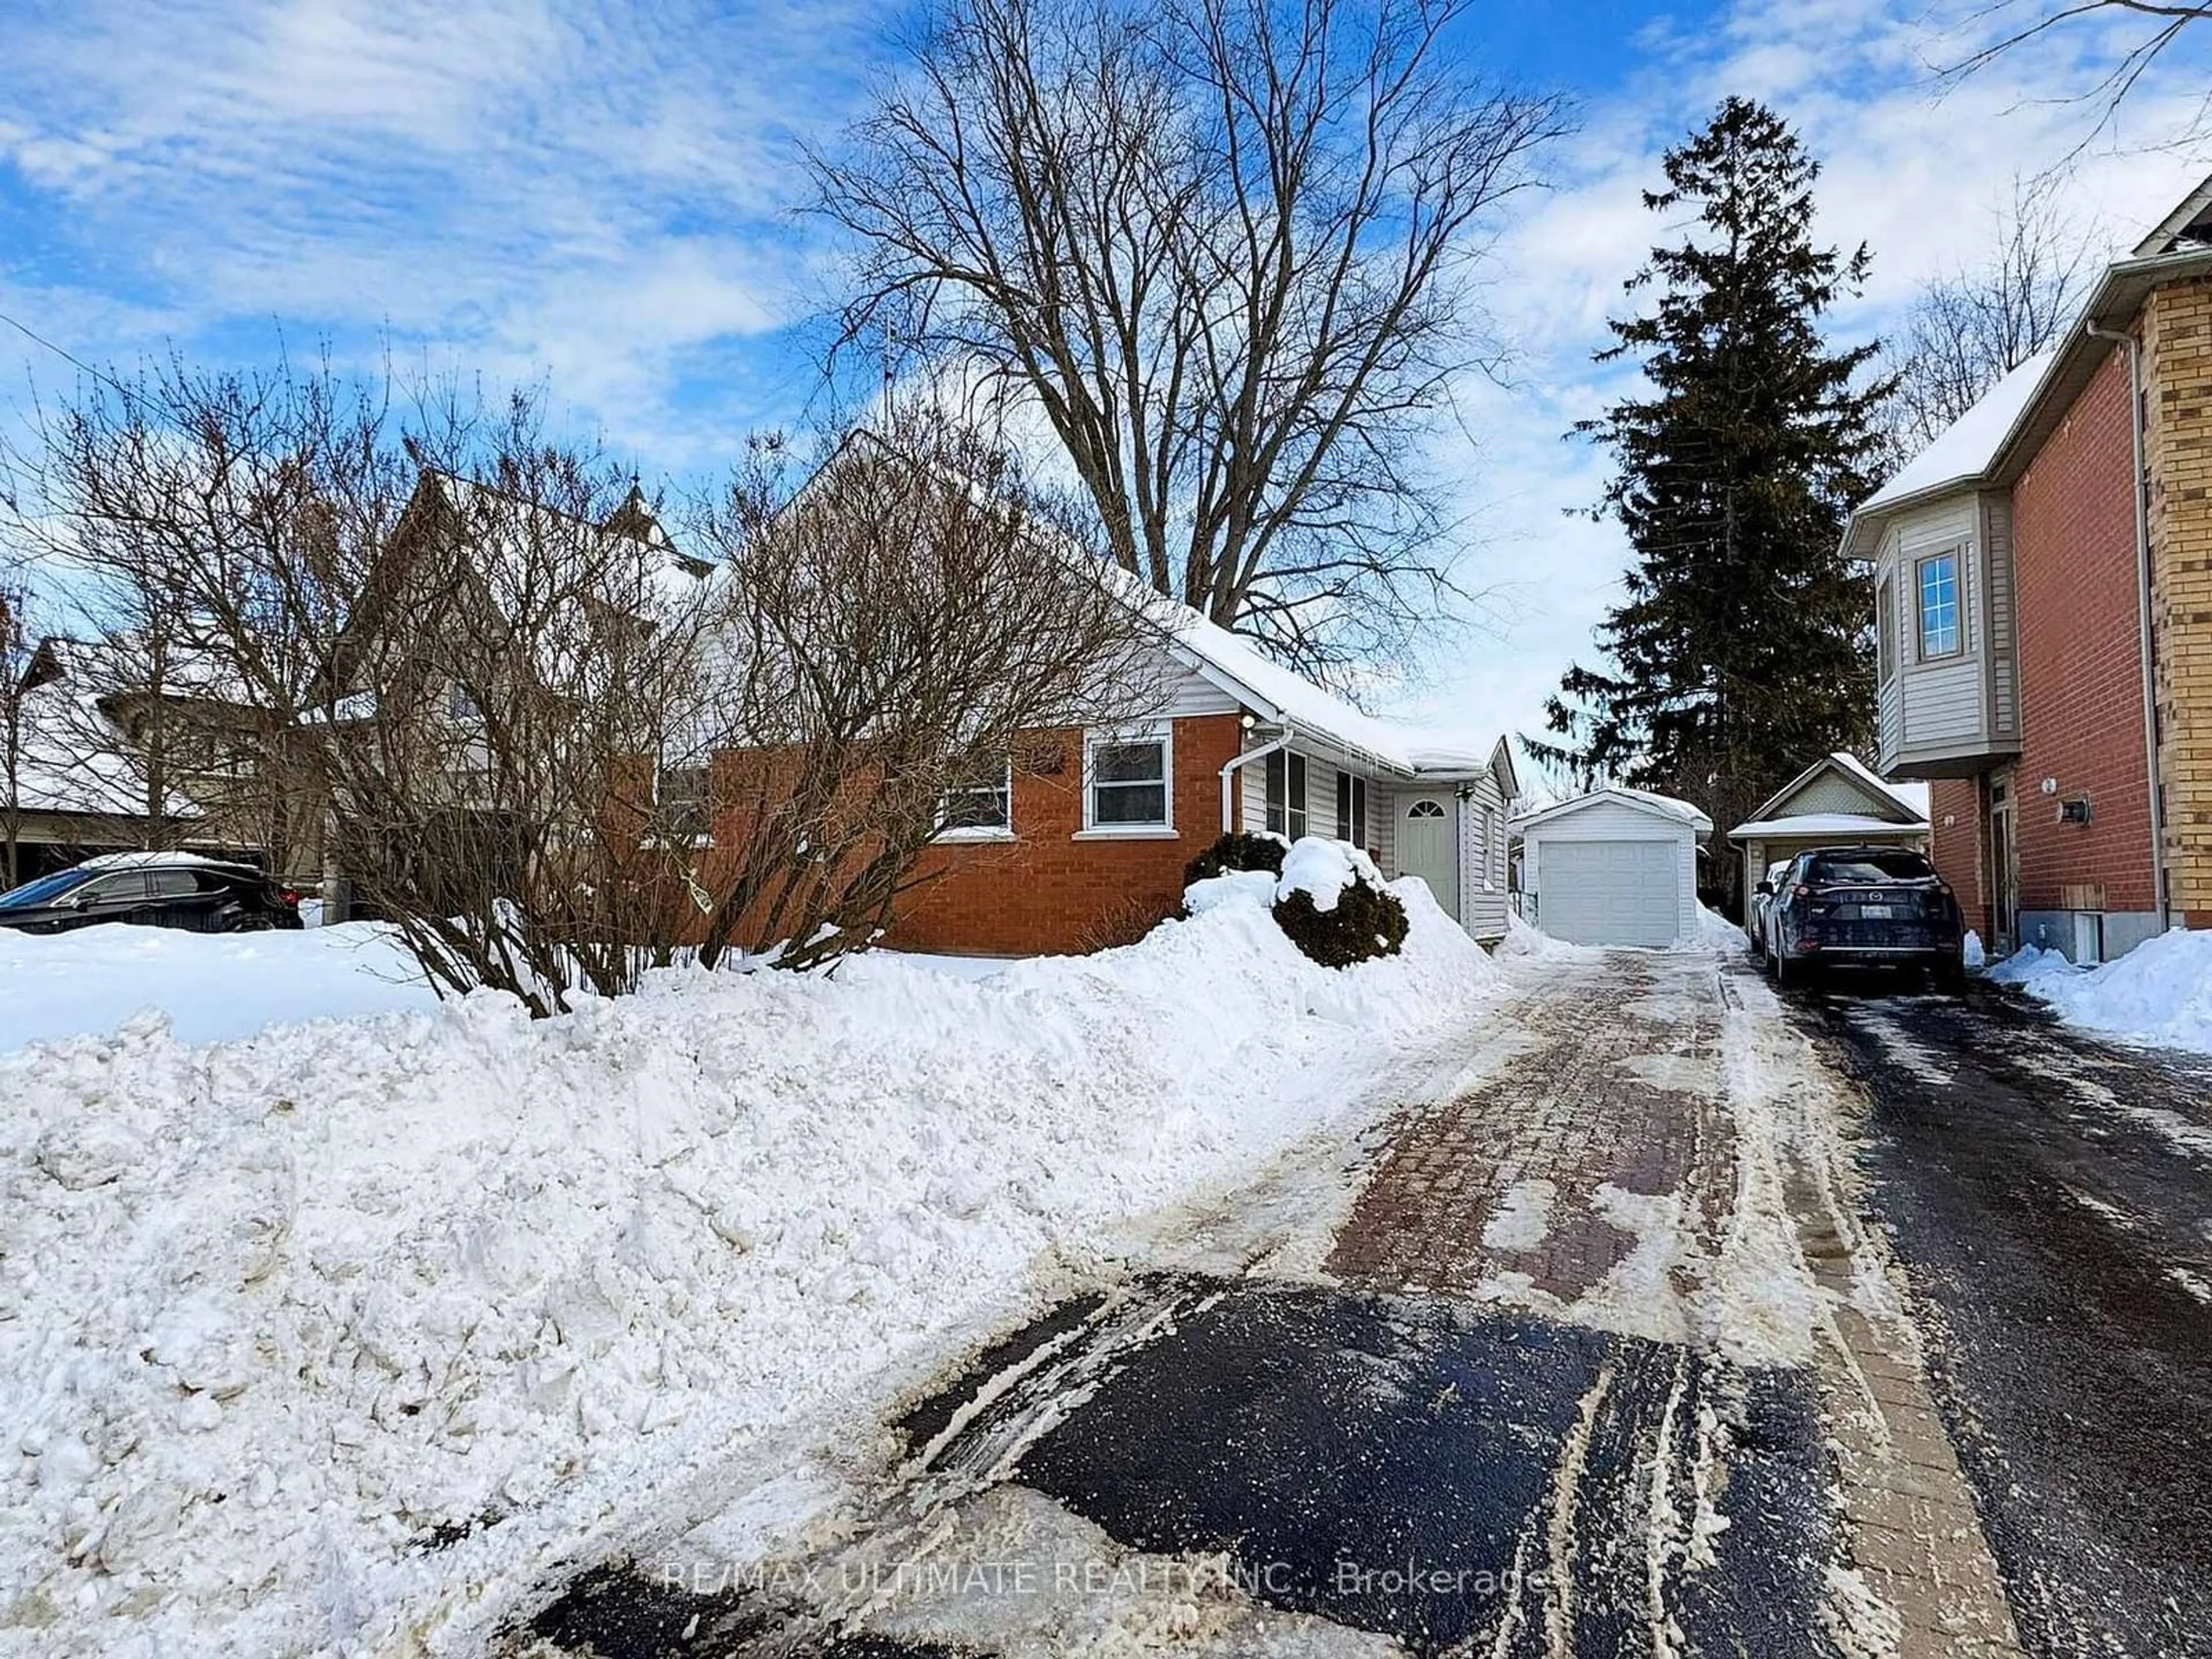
0 876 1502 1658
1987 927 2212 1056
0 922 438 1051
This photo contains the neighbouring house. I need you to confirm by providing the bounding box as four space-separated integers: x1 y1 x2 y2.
1 636 258 884
317 467 711 921
887 600 1520 956
1725 753 1931 925
1510 787 1711 947
1846 169 2212 963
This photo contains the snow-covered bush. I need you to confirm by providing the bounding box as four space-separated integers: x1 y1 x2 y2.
1270 836 1408 968
1182 829 1289 886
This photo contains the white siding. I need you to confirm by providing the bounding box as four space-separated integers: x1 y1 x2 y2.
1369 784 1397 872
1876 492 2024 770
1153 660 1242 718
1455 771 1510 941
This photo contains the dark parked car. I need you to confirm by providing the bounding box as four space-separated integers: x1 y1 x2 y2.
1747 858 1791 960
0 856 304 936
1760 845 1963 991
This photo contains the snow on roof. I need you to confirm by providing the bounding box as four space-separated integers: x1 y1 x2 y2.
78 850 252 872
1824 751 1931 820
6 680 205 821
1860 348 2057 513
1512 785 1713 834
1729 812 1929 840
1164 603 1502 779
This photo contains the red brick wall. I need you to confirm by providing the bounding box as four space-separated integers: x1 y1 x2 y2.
2010 345 2157 915
1928 777 1987 934
888 714 1245 956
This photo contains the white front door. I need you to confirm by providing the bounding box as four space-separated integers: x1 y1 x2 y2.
1399 796 1457 916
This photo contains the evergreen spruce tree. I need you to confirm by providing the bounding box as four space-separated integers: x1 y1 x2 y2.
1532 99 1891 897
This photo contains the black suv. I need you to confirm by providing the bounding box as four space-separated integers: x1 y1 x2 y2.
0 857 304 935
1760 846 1964 991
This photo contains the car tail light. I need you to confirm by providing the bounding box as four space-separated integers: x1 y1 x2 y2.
278 888 301 906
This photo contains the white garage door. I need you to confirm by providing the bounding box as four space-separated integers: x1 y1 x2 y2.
1539 839 1681 946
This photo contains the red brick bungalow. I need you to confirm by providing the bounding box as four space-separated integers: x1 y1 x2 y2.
1843 172 2212 961
887 601 1521 956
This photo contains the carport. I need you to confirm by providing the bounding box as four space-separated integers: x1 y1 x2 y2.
1512 788 1711 947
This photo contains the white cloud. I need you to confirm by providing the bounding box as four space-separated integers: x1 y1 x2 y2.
0 0 884 458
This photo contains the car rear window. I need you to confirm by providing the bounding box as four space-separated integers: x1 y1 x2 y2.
1807 851 1935 884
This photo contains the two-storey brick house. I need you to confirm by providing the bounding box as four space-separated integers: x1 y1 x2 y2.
1844 172 2212 961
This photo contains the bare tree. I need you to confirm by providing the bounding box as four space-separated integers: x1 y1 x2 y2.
7 360 1162 1006
1884 175 2096 461
1937 1 2212 151
684 407 1168 971
813 0 1569 681
0 580 37 889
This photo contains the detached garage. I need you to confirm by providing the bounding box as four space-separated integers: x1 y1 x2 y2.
1513 788 1712 947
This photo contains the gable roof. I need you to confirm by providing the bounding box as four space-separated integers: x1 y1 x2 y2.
2136 171 2212 256
1510 785 1713 835
771 429 1516 789
1737 752 1930 836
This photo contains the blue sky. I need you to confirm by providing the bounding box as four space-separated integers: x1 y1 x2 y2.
3 0 2209 757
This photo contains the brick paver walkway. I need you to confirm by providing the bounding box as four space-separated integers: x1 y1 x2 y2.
1328 950 1736 1302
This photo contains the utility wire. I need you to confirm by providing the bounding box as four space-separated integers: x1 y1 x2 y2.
0 305 132 395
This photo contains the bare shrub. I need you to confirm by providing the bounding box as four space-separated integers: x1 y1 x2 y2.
684 408 1168 972
6 367 1165 1006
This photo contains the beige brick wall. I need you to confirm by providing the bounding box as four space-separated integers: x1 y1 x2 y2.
2145 276 2212 925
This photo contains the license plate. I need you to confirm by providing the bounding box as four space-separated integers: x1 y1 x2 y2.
1861 905 1895 920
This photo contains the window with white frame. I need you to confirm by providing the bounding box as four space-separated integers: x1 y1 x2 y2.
1483 806 1499 885
938 757 1014 836
1086 730 1170 828
1916 552 1961 660
1266 749 1308 838
448 679 485 724
1335 769 1368 847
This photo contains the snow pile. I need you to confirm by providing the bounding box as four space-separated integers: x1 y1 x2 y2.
1498 910 1584 960
0 876 1499 1658
1273 836 1384 913
1695 904 1746 950
1987 927 2212 1055
1181 869 1277 916
0 922 435 1051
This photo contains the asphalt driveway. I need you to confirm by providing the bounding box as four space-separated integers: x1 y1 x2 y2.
1802 979 2212 1658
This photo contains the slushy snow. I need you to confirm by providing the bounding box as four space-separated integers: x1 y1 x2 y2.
0 873 1500 1658
1987 927 2212 1055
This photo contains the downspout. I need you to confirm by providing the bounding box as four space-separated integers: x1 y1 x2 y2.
2085 319 2171 933
1219 724 1293 834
